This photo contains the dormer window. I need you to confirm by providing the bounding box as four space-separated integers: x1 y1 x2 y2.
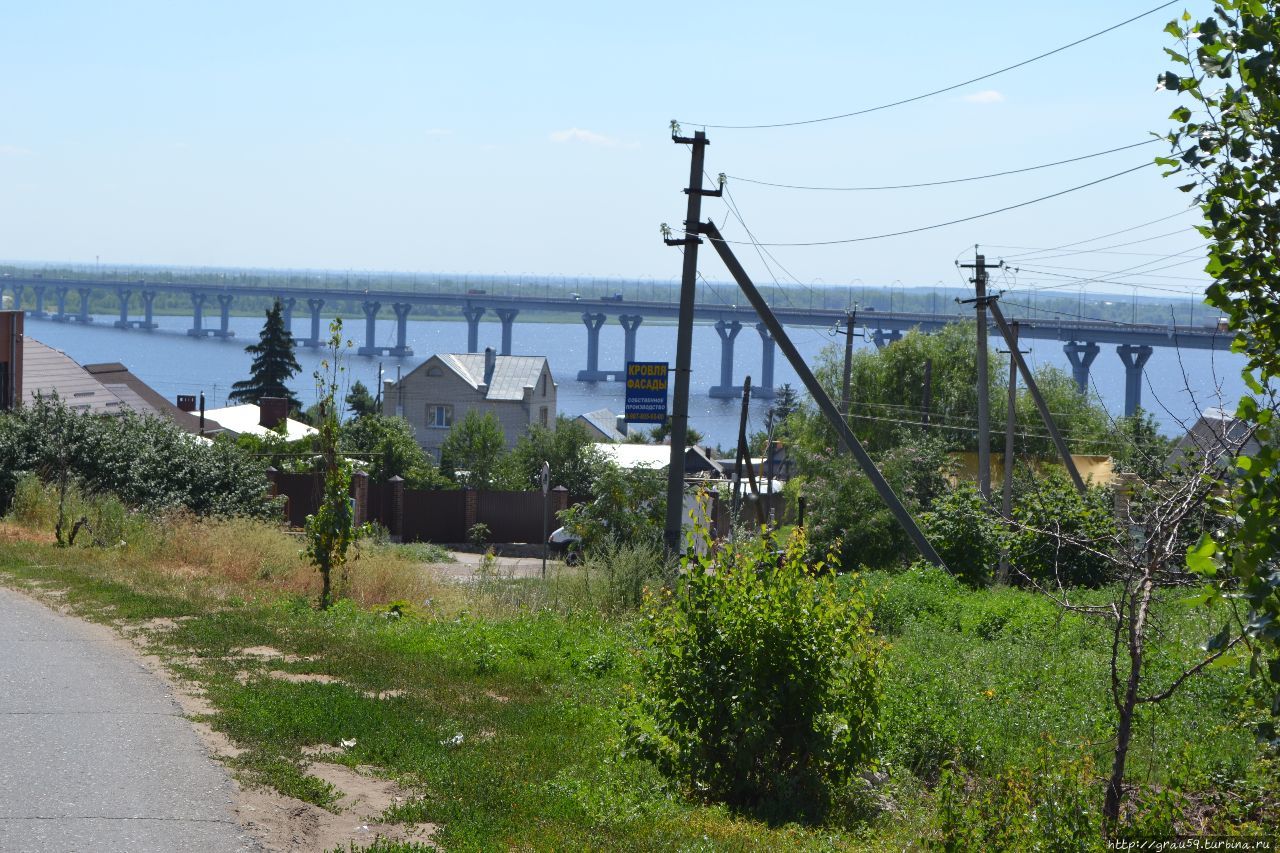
426 366 444 377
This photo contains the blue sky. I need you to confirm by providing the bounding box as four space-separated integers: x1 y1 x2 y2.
0 1 1211 297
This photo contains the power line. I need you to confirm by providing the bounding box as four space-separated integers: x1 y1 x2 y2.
726 140 1157 191
994 208 1197 258
676 1 1178 130
693 163 1152 247
987 228 1200 261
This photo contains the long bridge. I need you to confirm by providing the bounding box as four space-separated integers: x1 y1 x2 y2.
0 275 1231 415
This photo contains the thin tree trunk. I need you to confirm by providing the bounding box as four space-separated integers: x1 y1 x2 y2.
1105 571 1153 825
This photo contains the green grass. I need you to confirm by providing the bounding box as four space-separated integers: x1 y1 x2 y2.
0 534 1272 849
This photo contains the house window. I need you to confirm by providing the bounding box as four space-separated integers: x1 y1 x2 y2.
426 366 444 377
539 406 548 427
428 404 453 428
541 373 547 396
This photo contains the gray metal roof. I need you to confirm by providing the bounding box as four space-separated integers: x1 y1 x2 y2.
439 353 551 401
22 339 128 416
576 408 626 442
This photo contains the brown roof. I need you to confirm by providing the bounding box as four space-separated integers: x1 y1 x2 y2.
22 339 128 416
83 362 221 435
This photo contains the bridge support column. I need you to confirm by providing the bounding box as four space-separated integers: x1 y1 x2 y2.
577 313 608 381
1118 344 1153 418
214 294 235 337
277 296 295 331
9 284 23 314
139 290 157 329
76 287 94 324
496 309 519 355
31 285 47 318
756 323 777 399
1063 341 1100 393
617 314 643 381
709 319 743 398
187 293 208 336
358 300 382 355
390 303 414 357
52 287 70 322
463 306 485 353
114 288 132 328
872 328 902 350
303 298 324 348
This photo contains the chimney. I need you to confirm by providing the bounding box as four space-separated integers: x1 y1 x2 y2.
483 347 496 386
259 396 288 429
0 310 22 412
176 394 196 412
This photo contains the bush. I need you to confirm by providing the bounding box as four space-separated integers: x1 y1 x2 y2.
626 528 882 822
579 539 671 613
921 484 1002 587
1008 471 1119 588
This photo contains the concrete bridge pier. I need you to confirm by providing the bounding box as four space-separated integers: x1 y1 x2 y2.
1118 344 1153 417
51 287 70 322
187 293 209 336
390 303 414 357
303 298 325 348
76 287 94 324
358 300 382 356
496 309 519 356
617 314 643 380
31 285 47 319
277 297 296 332
872 328 902 350
576 312 609 381
464 306 485 354
709 319 743 399
139 291 157 330
8 284 23 315
756 323 777 399
114 288 132 328
1064 341 1100 393
213 294 235 338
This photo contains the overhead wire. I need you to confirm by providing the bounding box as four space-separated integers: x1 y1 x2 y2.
992 208 1197 258
693 163 1153 247
675 1 1178 129
726 140 1158 191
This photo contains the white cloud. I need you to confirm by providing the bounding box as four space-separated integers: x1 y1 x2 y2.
549 127 620 146
0 145 31 156
960 90 1005 104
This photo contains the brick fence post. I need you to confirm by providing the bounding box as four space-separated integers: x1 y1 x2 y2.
552 485 569 517
464 489 479 532
387 475 404 541
351 470 369 526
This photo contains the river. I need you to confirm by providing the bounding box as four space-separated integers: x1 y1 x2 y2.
22 311 1248 451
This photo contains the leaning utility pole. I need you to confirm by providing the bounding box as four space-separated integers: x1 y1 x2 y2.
662 129 719 555
700 220 946 569
959 251 999 499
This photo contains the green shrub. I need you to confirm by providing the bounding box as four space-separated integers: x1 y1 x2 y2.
579 539 671 613
921 484 1002 587
626 528 882 822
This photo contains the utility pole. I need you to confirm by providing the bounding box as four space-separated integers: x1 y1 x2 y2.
959 251 1001 500
839 306 857 421
662 128 720 556
733 376 753 524
996 321 1025 585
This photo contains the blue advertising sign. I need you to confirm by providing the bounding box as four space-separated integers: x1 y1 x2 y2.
624 361 669 423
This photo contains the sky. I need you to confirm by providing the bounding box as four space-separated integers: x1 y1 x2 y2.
0 1 1214 298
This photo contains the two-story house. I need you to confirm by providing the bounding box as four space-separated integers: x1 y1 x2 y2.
383 347 556 459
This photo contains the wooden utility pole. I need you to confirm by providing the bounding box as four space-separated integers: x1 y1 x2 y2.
921 358 933 426
959 252 997 499
996 321 1024 584
839 307 857 421
733 376 753 522
662 129 719 555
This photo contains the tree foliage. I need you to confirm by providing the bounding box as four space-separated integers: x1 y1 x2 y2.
1162 3 1280 746
0 394 273 517
339 414 447 489
228 299 302 408
344 380 378 419
439 410 507 488
501 416 603 495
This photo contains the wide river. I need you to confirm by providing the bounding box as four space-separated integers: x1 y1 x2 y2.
24 310 1248 451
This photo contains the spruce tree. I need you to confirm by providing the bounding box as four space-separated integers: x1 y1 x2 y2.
228 299 302 407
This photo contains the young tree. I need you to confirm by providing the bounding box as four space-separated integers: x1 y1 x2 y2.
501 416 603 495
439 410 507 488
1162 3 1280 750
340 413 447 489
764 382 800 433
344 380 377 419
228 299 302 408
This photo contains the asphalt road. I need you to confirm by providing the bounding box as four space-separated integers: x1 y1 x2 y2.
0 586 256 853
